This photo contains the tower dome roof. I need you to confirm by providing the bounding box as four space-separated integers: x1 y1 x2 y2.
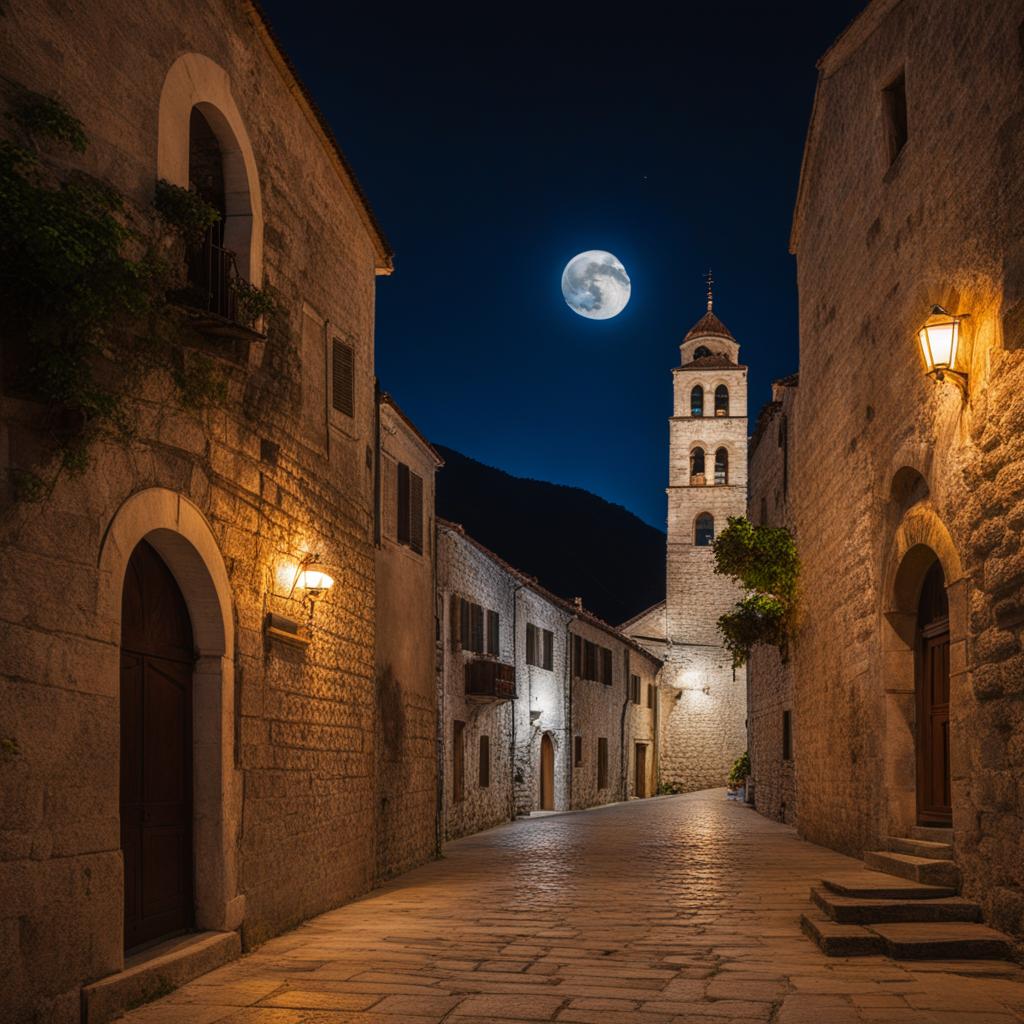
683 309 735 344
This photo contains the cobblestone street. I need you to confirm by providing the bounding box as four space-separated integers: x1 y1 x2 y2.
121 791 1024 1024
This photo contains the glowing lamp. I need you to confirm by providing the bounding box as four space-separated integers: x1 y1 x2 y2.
296 563 334 600
918 305 968 397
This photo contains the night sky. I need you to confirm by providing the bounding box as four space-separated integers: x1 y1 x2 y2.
261 3 865 529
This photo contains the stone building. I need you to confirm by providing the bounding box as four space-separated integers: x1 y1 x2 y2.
787 0 1024 939
374 394 443 878
437 521 662 840
746 375 798 824
624 295 748 792
0 3 440 1021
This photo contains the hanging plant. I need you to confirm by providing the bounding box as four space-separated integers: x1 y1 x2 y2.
713 516 799 667
154 179 220 242
0 87 239 501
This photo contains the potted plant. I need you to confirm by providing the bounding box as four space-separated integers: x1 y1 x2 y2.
727 751 750 802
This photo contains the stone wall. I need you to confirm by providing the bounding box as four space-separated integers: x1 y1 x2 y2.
746 380 798 824
0 3 397 1020
437 526 517 841
790 0 1024 937
512 590 573 815
374 398 442 880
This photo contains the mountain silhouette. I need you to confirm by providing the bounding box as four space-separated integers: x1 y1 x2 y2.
434 445 666 626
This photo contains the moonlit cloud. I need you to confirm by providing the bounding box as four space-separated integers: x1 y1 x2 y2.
561 251 631 320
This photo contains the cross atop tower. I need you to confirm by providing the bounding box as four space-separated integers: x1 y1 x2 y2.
704 268 714 312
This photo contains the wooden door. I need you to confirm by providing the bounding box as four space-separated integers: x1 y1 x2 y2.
916 561 951 826
540 733 554 810
120 541 195 951
635 744 647 798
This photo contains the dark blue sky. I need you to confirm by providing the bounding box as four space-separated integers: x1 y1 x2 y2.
261 3 864 528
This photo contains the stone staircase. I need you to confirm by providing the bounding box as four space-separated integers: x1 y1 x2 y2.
802 827 1016 960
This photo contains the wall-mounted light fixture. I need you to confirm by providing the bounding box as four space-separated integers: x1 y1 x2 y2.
292 559 335 602
917 305 970 398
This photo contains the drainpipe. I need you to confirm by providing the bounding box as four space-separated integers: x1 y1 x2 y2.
565 617 574 809
619 649 630 802
510 582 525 822
373 380 382 548
434 528 445 858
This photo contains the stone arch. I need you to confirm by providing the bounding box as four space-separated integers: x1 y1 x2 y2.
879 500 967 839
157 52 264 285
97 487 244 938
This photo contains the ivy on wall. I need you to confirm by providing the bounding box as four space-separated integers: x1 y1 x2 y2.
0 86 275 501
712 516 799 667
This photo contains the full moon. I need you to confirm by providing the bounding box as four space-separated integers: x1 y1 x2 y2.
561 250 631 320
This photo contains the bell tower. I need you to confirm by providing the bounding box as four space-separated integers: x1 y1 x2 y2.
624 276 749 791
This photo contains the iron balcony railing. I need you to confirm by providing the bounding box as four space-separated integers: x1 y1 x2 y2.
186 234 239 323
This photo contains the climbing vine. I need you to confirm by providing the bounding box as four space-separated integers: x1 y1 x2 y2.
0 87 275 500
712 516 799 667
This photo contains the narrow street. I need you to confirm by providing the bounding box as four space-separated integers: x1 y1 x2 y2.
122 791 1024 1024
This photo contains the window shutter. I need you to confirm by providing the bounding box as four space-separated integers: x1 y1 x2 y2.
526 624 536 666
486 609 499 656
470 603 484 654
460 597 471 650
572 635 582 677
450 594 462 651
331 338 354 417
542 629 553 671
409 470 424 554
601 648 613 686
397 462 410 546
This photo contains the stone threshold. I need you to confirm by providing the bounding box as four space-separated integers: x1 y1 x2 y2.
82 929 240 1024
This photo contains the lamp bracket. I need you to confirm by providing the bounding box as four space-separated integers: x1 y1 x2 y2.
931 368 969 400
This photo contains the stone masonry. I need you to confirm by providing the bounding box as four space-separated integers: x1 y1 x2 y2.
374 395 444 879
789 0 1024 939
747 376 799 825
0 3 423 1021
624 301 749 793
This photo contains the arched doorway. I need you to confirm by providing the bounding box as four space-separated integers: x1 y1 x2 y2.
916 560 951 825
120 540 195 950
540 733 555 810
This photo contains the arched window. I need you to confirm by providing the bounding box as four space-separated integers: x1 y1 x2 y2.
690 447 706 483
714 447 728 485
695 513 715 546
187 107 235 318
714 385 729 416
690 385 704 417
693 346 712 359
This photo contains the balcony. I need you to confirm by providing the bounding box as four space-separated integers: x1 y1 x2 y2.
173 235 265 347
465 658 516 701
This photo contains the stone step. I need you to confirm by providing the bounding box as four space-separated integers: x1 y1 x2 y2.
911 825 954 844
810 886 981 925
866 922 1015 961
821 871 958 900
800 910 884 957
885 835 954 859
863 850 961 888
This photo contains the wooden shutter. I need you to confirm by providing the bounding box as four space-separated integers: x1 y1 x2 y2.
542 629 553 671
409 470 424 554
597 738 608 789
460 597 471 650
479 735 490 787
601 648 613 686
647 684 654 709
574 736 583 766
572 635 582 677
486 609 499 656
526 624 536 666
397 462 410 545
453 721 465 802
470 603 484 653
450 594 462 651
331 338 354 417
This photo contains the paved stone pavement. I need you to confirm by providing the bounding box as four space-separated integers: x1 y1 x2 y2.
123 790 1024 1024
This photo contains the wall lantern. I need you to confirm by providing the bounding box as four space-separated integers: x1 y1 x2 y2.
288 553 335 606
918 305 969 397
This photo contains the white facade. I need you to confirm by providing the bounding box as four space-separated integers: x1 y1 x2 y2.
624 301 749 792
